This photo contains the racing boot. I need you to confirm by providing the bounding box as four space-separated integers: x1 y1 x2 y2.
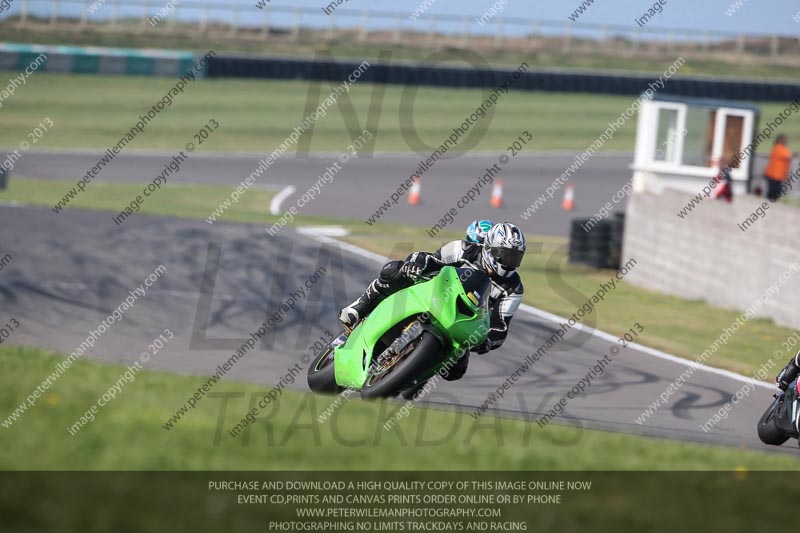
339 260 409 329
339 278 388 329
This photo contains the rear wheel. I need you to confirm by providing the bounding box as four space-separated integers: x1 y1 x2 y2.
757 398 790 446
361 332 441 400
307 336 345 395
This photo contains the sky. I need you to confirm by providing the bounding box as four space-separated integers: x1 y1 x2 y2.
278 0 800 36
7 0 800 40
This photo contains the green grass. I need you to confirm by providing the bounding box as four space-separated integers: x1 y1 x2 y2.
3 177 276 225
0 345 795 470
3 177 797 378
4 73 800 154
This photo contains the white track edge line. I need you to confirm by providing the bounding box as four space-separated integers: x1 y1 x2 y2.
269 185 296 215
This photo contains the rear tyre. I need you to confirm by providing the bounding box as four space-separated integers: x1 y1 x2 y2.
307 341 344 395
757 398 790 446
361 332 441 400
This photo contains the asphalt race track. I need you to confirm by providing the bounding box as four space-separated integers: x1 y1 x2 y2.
14 150 638 237
15 150 775 237
0 204 790 455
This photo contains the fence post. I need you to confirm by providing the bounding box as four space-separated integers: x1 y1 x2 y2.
167 1 178 31
736 33 744 62
19 0 29 28
326 13 334 41
49 0 60 26
427 15 436 46
228 5 240 38
198 2 208 35
79 0 88 28
770 34 779 58
359 11 368 43
261 7 270 40
528 20 539 49
494 17 505 49
110 0 119 30
393 15 402 44
562 23 572 54
291 8 301 42
139 1 151 33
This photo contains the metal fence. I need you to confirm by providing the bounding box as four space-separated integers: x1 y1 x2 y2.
5 0 798 63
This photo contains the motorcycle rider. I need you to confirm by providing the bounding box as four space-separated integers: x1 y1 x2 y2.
775 351 800 391
339 222 526 381
465 219 493 244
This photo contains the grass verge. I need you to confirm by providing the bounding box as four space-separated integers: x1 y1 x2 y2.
2 177 276 225
0 345 796 470
3 73 799 153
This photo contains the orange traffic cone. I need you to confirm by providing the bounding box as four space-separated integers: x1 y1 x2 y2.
490 178 504 208
408 176 421 206
562 183 575 211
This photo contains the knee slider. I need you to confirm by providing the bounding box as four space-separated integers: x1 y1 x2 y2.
441 353 469 381
379 260 406 292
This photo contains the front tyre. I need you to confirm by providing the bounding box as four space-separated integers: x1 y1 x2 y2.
757 397 789 446
307 340 344 395
361 332 441 400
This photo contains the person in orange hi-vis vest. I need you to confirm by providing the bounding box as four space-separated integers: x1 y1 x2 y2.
764 134 797 201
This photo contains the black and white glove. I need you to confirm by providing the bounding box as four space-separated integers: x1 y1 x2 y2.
776 357 800 391
401 252 441 281
400 261 424 280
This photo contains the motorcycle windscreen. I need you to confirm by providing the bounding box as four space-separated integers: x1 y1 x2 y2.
454 268 491 308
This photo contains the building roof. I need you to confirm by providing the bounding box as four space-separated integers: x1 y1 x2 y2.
651 93 760 113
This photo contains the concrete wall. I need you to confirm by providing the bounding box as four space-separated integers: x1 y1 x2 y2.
622 189 800 329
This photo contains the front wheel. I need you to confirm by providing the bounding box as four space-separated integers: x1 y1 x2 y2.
307 336 345 395
361 331 441 400
757 397 790 446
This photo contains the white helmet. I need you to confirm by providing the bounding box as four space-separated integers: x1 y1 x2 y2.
482 222 526 277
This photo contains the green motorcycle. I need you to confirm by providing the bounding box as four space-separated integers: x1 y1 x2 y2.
307 266 491 399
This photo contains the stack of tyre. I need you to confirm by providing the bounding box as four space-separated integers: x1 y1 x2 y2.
568 213 625 270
